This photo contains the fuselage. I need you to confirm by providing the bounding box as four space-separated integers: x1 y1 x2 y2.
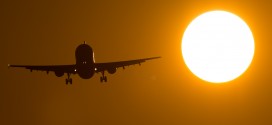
75 43 95 79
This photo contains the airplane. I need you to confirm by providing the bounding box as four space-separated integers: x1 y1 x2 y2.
8 42 160 84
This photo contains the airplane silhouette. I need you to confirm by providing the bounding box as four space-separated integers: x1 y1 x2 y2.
8 42 160 84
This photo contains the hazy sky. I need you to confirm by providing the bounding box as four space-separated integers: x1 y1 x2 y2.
1 0 272 125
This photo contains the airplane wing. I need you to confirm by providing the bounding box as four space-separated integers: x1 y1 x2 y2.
8 64 76 74
94 56 161 73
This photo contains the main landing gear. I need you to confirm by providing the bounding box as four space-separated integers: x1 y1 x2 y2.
100 71 107 83
65 73 72 85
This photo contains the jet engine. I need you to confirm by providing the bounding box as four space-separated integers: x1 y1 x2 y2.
55 71 64 77
107 68 117 74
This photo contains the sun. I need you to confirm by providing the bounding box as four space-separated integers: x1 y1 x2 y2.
182 10 254 83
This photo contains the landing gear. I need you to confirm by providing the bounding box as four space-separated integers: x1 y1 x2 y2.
65 73 73 85
65 78 72 84
100 76 107 82
100 71 107 83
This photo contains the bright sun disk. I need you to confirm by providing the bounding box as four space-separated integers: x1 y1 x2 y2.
182 10 254 83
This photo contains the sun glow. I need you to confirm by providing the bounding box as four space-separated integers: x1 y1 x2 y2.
182 11 254 83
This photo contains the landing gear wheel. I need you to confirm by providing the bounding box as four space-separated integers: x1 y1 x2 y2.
104 76 107 82
100 76 107 83
65 73 73 85
100 71 108 83
100 77 103 82
69 79 72 84
65 78 72 84
65 79 69 85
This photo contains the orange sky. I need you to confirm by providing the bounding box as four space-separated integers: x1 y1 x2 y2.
1 0 272 124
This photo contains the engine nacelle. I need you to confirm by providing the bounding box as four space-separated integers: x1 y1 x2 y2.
55 71 64 77
107 68 117 74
